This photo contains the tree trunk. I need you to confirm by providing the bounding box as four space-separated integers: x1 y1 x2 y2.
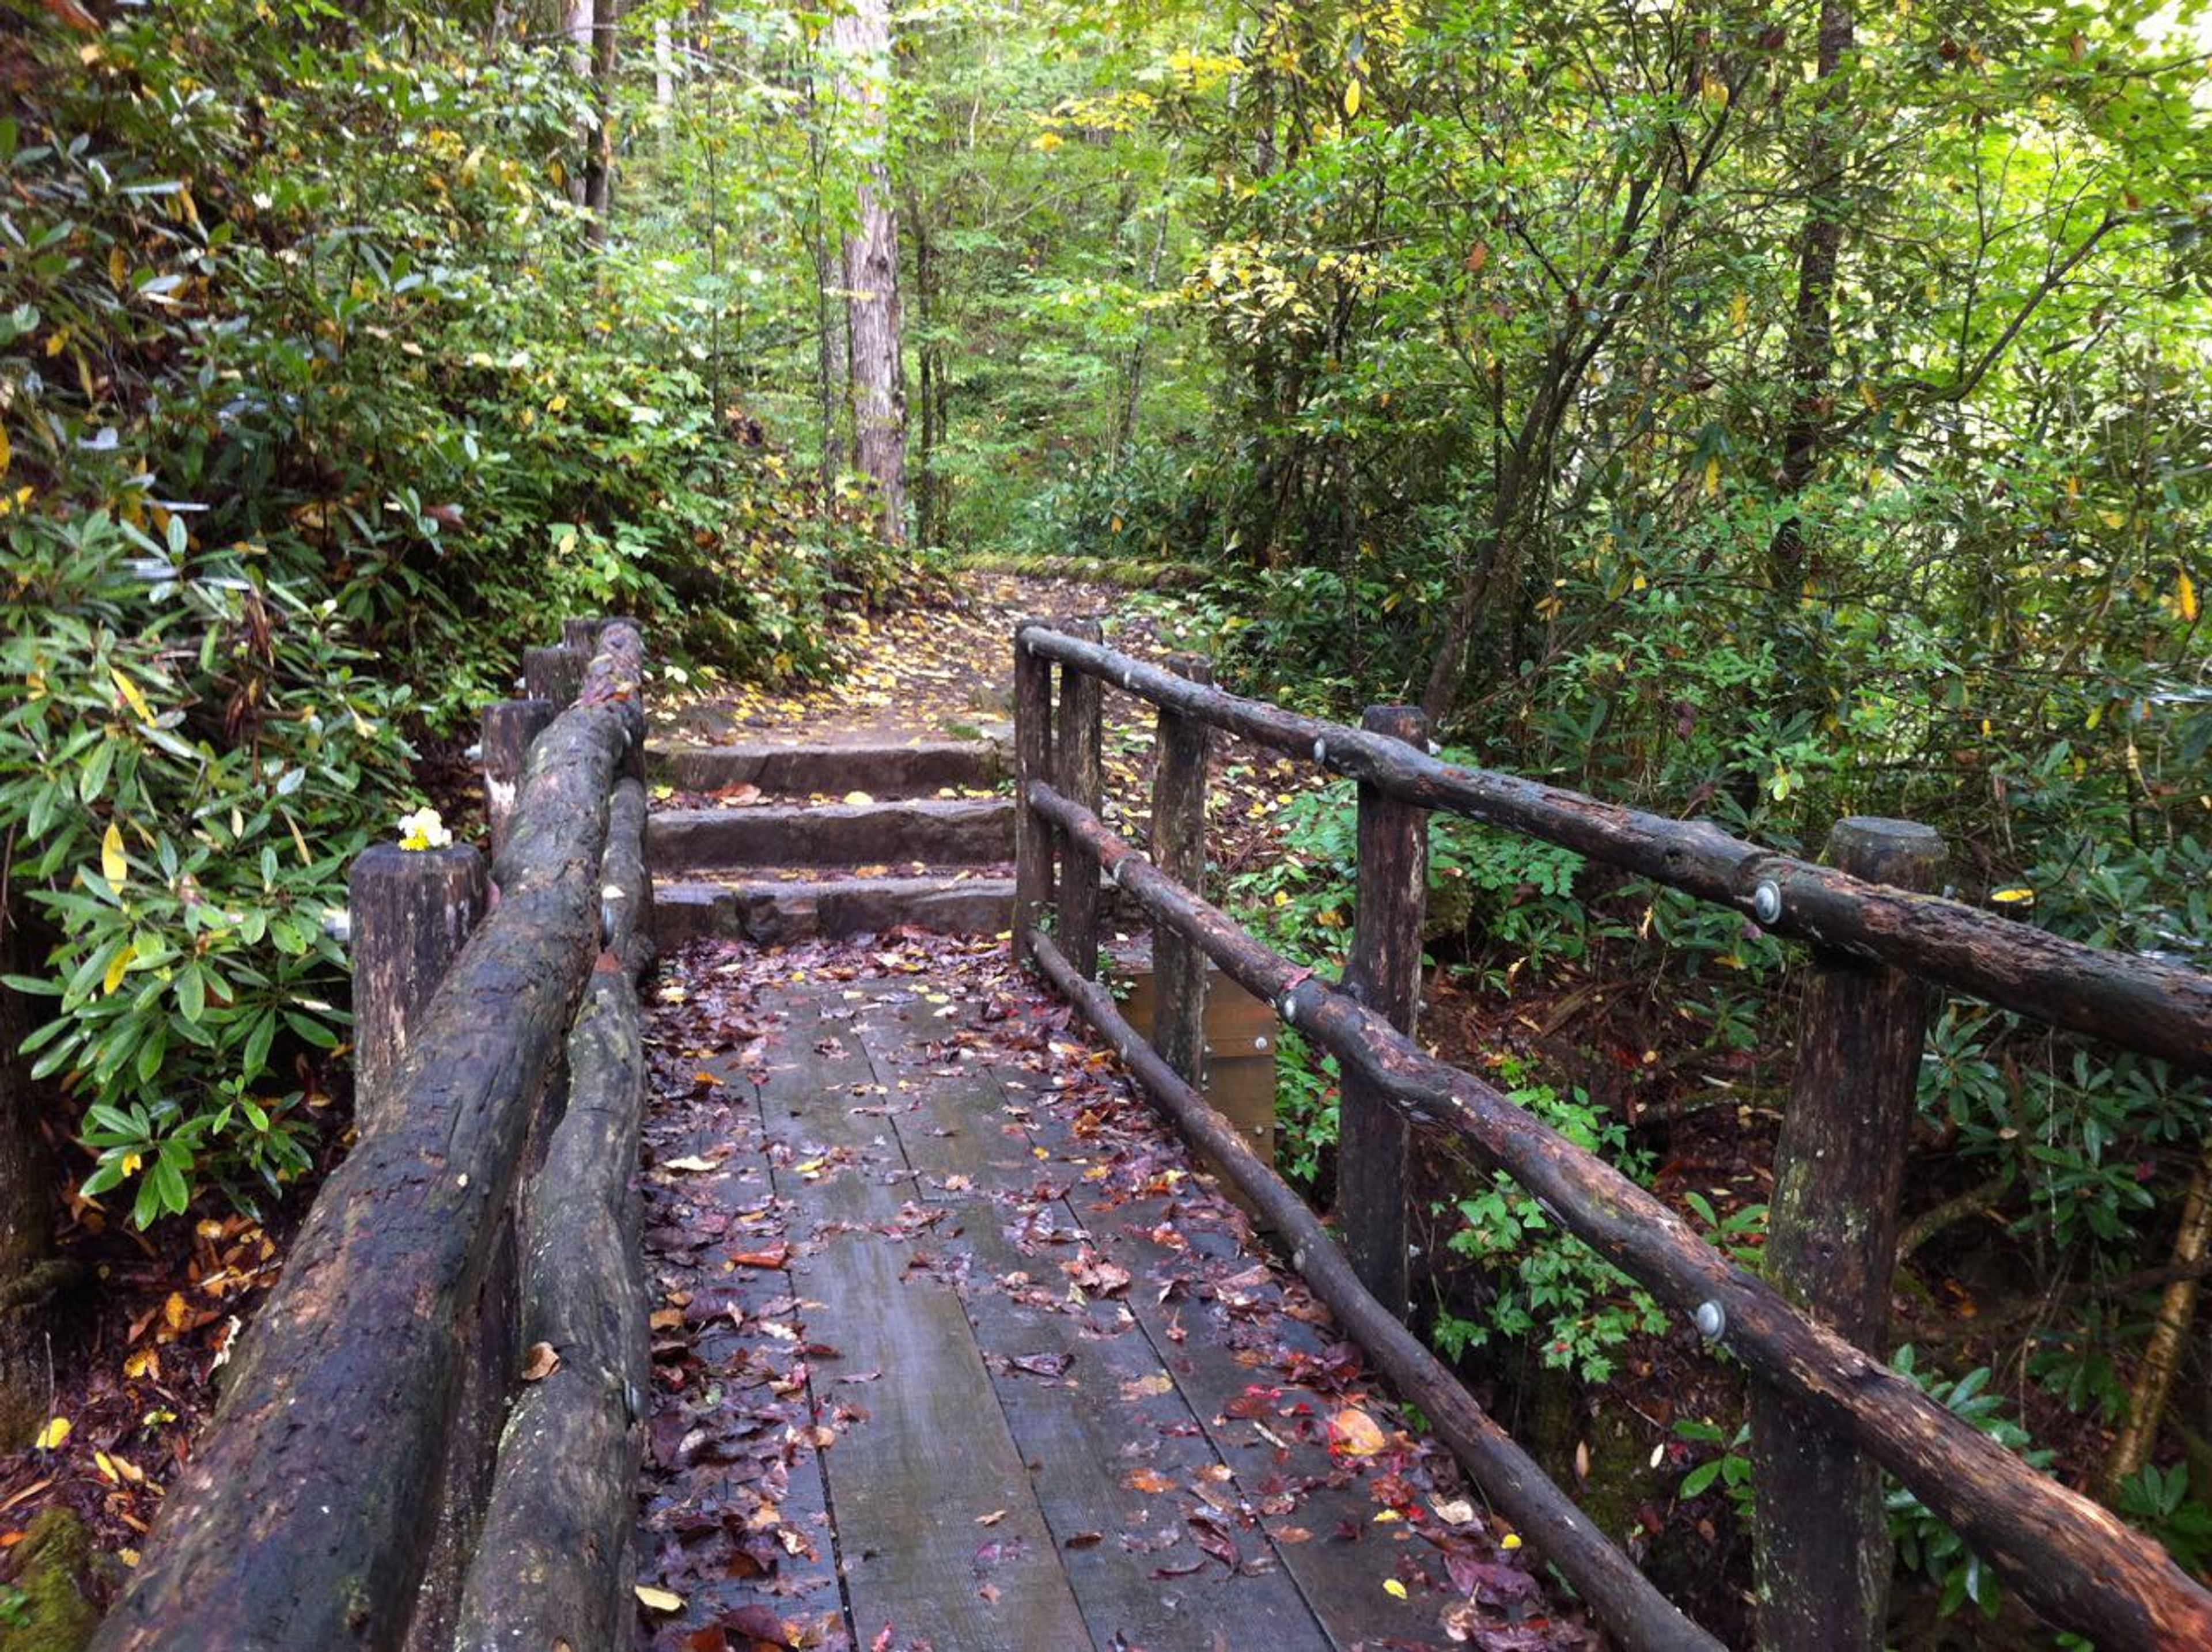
835 0 908 546
581 0 618 243
806 60 849 495
1767 0 1855 592
562 0 591 206
907 189 946 549
0 897 58 1450
652 14 673 108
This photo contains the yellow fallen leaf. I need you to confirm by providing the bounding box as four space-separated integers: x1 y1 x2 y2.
842 790 875 806
1990 887 2035 905
1382 1578 1407 1599
660 1155 718 1173
633 1584 683 1613
35 1416 70 1450
1501 1532 1522 1551
101 822 128 885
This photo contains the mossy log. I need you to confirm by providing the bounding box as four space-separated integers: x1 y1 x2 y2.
451 955 648 1651
90 630 643 1652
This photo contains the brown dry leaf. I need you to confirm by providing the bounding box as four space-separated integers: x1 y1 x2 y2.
648 1308 687 1331
521 1341 562 1382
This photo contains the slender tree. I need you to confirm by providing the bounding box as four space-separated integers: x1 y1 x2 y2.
834 0 909 545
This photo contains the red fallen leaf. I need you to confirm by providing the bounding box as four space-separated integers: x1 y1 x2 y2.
679 1629 731 1652
1187 1513 1241 1572
728 1245 790 1270
724 1603 799 1647
1444 1551 1541 1605
1224 1385 1281 1420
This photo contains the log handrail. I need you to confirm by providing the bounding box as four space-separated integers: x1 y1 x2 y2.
1020 623 2212 1074
93 622 652 1652
1013 619 2212 1651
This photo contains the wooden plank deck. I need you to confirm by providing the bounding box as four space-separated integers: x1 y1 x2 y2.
635 936 1533 1652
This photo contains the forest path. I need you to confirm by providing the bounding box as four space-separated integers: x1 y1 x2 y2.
623 574 1580 1649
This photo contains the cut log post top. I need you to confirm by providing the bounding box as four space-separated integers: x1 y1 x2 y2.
1016 625 2212 1073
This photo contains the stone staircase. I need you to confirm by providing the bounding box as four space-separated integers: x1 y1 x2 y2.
647 736 1019 944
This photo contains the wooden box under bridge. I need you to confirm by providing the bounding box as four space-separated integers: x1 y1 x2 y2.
1115 957 1279 1192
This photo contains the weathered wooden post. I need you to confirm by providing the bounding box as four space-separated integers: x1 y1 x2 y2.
522 641 587 707
1012 620 1055 971
348 843 490 1138
1150 653 1214 1086
1340 704 1429 1319
1750 816 1943 1652
562 616 607 651
1054 618 1106 978
480 698 556 862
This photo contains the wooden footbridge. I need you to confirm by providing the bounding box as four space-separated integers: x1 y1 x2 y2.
84 618 2212 1651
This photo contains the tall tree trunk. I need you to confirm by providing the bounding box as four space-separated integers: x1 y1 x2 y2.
581 0 618 243
1767 0 1855 592
1116 188 1172 460
804 58 849 494
652 15 673 109
835 0 907 546
562 0 592 205
0 899 59 1450
906 190 947 550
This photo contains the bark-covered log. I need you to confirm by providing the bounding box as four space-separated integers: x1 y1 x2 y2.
1340 704 1426 1319
522 643 587 708
1020 628 2212 1073
349 844 489 1139
1752 818 1942 1652
91 636 646 1652
1011 622 1055 972
1149 654 1213 1087
1028 780 2212 1650
452 956 649 1652
480 699 555 862
601 776 654 980
1054 617 1105 977
0 898 59 1450
1029 933 1722 1652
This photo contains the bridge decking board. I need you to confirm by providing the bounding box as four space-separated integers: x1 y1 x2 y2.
642 963 1477 1651
851 1001 1335 1651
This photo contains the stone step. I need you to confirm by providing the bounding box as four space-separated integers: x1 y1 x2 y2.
654 875 1016 946
647 797 1015 872
647 739 1005 800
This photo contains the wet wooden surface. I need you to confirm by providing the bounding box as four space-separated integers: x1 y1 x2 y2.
634 939 1498 1652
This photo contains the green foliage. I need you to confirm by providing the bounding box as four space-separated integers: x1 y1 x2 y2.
1438 1070 1666 1385
0 512 411 1222
1884 1347 2058 1620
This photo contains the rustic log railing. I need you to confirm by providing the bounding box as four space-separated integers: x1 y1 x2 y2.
92 621 654 1652
1014 617 2212 1652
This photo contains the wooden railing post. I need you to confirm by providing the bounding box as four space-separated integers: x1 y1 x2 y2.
348 842 490 1138
1340 704 1429 1318
522 641 587 707
1012 620 1055 971
1751 816 1944 1652
1054 617 1105 978
1150 653 1214 1086
481 698 556 861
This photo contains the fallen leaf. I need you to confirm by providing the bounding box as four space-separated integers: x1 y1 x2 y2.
662 1155 721 1173
634 1583 684 1613
1328 1407 1387 1457
521 1342 561 1381
34 1416 70 1450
